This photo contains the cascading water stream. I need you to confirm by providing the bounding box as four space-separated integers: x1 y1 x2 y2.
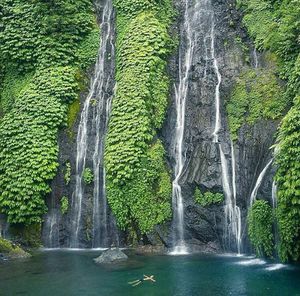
249 159 273 206
70 0 115 248
210 8 242 253
91 2 115 248
171 0 196 255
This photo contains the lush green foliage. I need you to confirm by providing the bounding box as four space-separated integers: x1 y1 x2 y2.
238 0 300 261
105 1 175 234
0 0 99 224
60 196 69 215
248 200 274 258
194 188 224 207
227 69 286 140
83 168 93 185
275 97 300 262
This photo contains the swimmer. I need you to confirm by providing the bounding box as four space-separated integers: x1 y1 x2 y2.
128 275 156 287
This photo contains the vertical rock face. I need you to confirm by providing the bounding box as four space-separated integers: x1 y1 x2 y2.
158 0 278 252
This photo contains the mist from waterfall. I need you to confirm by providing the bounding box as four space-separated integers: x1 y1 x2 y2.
70 0 116 248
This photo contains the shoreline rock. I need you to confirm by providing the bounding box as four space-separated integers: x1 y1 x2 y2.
0 238 31 260
93 248 128 264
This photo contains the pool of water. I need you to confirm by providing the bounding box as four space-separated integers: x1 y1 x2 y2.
0 250 299 296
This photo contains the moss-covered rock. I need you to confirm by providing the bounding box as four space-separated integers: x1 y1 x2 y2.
0 238 31 259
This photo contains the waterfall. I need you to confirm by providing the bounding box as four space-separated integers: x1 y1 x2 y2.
171 0 196 255
230 141 242 253
70 0 115 248
46 209 60 248
253 48 259 68
271 180 277 209
249 159 273 206
209 8 242 253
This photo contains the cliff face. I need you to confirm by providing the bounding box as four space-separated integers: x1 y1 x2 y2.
43 0 279 251
155 0 278 252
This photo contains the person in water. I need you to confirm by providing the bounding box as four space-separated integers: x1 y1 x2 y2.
128 275 156 287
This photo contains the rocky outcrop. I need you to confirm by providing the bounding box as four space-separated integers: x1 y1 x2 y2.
93 248 128 264
0 238 31 260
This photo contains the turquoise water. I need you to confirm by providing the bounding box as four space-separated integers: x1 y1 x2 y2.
0 251 299 296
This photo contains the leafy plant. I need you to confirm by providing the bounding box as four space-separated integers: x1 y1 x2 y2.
238 0 300 262
64 162 71 185
83 168 93 184
104 0 175 236
0 0 99 225
60 196 69 215
195 188 224 207
248 200 274 258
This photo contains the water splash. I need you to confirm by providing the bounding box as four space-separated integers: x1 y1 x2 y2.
70 0 116 248
249 159 273 206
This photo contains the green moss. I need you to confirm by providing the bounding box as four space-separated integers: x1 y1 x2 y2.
194 188 224 207
227 68 287 141
248 200 274 258
67 98 80 139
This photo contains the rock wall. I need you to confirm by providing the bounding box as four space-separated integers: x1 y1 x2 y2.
156 0 278 252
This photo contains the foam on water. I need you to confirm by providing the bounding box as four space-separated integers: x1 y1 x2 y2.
265 264 287 271
237 258 266 266
169 245 190 256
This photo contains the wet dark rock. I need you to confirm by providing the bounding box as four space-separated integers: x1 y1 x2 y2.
158 0 278 253
93 248 128 264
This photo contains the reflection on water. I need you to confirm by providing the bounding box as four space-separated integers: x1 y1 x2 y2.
0 251 299 296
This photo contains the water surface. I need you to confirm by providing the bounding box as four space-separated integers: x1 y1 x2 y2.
0 251 299 296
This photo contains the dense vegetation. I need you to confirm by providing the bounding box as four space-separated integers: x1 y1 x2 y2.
0 0 99 224
248 200 274 258
194 188 224 207
104 0 175 236
237 0 300 261
227 68 286 141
